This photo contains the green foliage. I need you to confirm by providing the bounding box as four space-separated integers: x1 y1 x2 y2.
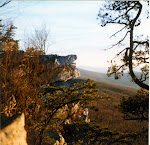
1 24 17 42
119 89 149 121
62 122 145 145
35 79 98 144
43 78 98 104
0 19 19 51
107 62 124 79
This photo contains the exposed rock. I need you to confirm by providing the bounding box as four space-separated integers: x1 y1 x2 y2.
0 51 88 145
48 64 80 83
83 108 90 123
0 51 80 83
0 113 27 145
39 54 80 83
58 102 90 125
54 132 67 145
53 78 85 88
39 54 77 69
42 130 67 145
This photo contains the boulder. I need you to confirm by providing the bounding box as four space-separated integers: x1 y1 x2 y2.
0 113 27 145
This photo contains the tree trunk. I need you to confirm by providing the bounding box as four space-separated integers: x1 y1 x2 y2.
128 2 149 90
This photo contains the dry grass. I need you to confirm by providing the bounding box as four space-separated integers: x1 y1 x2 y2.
88 81 148 144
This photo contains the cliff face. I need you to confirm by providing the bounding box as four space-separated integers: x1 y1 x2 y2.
0 51 88 145
39 54 80 83
0 51 80 83
0 113 27 145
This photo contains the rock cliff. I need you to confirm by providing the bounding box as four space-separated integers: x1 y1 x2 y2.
39 54 80 82
0 51 89 145
0 51 80 83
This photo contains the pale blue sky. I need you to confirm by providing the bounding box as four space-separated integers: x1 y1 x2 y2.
0 1 149 73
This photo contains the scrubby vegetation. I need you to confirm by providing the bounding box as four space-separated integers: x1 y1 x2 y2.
88 83 148 145
0 18 148 145
119 88 148 121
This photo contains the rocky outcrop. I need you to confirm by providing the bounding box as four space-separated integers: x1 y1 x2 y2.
0 51 87 145
48 64 80 83
0 113 27 145
39 54 80 82
0 51 80 83
39 54 77 68
58 102 90 125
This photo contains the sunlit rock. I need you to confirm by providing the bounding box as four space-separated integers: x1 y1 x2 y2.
0 51 80 83
0 113 27 145
49 65 80 83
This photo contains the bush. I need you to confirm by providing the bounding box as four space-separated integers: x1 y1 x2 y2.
119 88 149 121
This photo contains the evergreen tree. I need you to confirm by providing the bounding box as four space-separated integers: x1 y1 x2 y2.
0 20 19 51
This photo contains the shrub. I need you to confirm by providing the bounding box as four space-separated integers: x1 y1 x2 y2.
119 88 149 121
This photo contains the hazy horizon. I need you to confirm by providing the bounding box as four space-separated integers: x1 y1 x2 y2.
0 1 148 70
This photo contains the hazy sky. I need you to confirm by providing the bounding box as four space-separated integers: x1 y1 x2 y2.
1 1 149 73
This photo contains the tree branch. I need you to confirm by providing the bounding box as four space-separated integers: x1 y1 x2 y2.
108 31 129 50
116 63 128 72
110 25 127 38
35 88 95 145
133 40 149 47
0 1 10 8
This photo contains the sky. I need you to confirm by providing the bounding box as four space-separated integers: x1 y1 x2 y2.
0 1 149 73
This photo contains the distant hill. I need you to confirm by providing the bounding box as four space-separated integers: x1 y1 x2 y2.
78 68 149 89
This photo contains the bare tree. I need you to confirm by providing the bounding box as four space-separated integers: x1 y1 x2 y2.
24 24 50 54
